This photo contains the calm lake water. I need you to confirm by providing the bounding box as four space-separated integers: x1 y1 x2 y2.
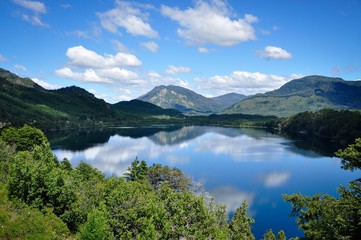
49 126 359 239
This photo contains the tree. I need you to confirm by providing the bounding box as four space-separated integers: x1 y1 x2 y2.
283 179 361 239
77 206 113 240
277 230 286 240
124 158 148 181
0 125 49 152
147 163 192 191
228 200 255 240
336 138 361 171
263 229 276 240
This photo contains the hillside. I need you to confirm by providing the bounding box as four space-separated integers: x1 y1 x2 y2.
0 68 183 129
224 75 361 117
138 85 245 115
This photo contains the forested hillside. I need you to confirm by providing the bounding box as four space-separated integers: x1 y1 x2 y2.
225 76 361 117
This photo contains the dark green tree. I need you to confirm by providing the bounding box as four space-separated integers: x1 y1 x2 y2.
263 229 276 240
125 158 148 181
336 138 361 171
228 200 255 240
0 125 49 152
277 230 286 240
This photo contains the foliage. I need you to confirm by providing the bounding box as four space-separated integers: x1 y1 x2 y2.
229 200 255 240
147 163 192 191
0 126 258 239
1 124 49 151
263 229 276 240
124 157 148 181
336 138 361 171
0 183 70 240
277 230 286 240
77 205 113 240
283 179 361 239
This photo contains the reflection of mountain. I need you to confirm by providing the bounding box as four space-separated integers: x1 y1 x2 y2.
49 126 182 151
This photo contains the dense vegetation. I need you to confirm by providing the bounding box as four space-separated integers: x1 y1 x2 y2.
0 125 258 239
1 124 360 239
266 109 361 154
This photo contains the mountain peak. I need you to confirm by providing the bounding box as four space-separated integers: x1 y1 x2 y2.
0 67 43 89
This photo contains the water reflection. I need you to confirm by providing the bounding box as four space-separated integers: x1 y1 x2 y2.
50 126 358 239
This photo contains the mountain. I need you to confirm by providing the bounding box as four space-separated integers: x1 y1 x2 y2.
137 85 245 115
112 99 182 117
0 68 183 129
224 75 361 117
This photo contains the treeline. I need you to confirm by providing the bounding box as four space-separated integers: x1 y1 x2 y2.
0 125 257 239
266 109 361 152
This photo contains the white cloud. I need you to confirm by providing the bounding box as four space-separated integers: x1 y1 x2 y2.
14 64 26 71
194 71 303 96
259 172 291 187
111 40 129 53
161 0 257 46
55 67 139 84
257 46 292 60
13 0 46 14
98 1 158 38
210 186 255 213
141 41 159 53
198 47 209 54
66 45 142 68
32 78 61 90
165 65 191 75
13 0 48 27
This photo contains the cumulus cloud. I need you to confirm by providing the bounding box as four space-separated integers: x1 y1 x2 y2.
259 172 291 187
98 1 158 38
32 78 61 90
13 0 48 27
161 0 257 46
194 71 303 96
257 46 292 60
55 67 139 84
141 41 159 53
66 45 142 68
165 65 191 75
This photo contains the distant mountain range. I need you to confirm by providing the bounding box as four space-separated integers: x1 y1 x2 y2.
137 85 246 115
1 68 361 130
224 75 361 117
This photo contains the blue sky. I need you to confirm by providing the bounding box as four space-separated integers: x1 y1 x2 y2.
1 0 360 102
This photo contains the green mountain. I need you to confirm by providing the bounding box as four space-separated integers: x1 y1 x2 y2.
0 68 183 129
224 75 361 117
137 85 245 115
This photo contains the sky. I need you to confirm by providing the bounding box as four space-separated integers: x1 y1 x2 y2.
1 0 360 103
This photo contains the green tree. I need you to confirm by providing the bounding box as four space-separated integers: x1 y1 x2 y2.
228 200 255 240
263 229 276 240
125 158 148 181
277 230 286 240
336 138 361 171
283 180 361 239
77 206 113 240
0 125 49 152
147 163 192 191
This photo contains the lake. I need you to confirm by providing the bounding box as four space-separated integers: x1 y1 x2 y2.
49 126 359 239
